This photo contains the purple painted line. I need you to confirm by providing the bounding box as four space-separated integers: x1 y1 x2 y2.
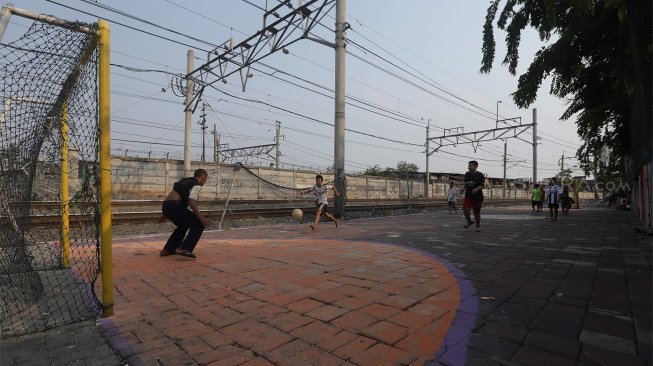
432 258 478 366
382 243 478 366
453 310 476 326
99 318 140 360
437 342 470 366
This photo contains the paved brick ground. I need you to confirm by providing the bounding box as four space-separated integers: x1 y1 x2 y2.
1 205 651 366
99 237 461 366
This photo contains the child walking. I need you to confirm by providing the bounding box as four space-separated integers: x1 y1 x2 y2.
447 182 459 214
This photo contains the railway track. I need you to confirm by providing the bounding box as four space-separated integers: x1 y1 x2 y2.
22 199 528 228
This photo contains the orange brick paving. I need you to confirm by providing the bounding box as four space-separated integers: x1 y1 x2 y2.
98 235 462 365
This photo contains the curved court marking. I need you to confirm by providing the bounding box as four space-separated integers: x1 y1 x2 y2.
101 238 476 365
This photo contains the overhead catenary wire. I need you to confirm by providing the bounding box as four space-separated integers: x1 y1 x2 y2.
65 0 547 154
110 79 571 172
111 83 569 170
46 0 212 52
40 1 580 175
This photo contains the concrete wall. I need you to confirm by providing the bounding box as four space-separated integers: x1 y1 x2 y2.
30 155 599 202
102 156 598 201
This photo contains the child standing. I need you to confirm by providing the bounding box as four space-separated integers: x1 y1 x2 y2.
447 182 459 214
546 178 564 222
462 161 485 232
560 187 575 214
531 184 543 212
302 174 340 231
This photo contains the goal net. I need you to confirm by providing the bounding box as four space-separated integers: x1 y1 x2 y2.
0 17 102 336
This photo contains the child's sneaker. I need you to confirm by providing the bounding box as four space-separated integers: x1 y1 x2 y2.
463 221 475 228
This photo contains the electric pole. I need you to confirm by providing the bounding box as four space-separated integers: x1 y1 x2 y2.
532 108 538 185
198 101 207 162
503 141 507 198
212 124 219 163
333 0 346 218
425 120 430 198
183 50 194 175
496 100 502 128
559 152 565 186
275 121 281 168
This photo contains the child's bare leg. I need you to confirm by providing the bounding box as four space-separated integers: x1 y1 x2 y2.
324 212 339 226
311 210 322 231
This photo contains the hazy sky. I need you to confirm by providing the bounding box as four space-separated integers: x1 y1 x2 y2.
3 0 583 179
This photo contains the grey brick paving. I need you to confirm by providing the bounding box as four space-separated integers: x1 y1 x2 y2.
0 320 124 366
0 204 650 365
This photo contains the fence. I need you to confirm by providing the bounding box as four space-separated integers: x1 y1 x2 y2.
29 155 598 202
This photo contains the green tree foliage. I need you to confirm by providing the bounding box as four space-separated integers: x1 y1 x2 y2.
396 161 419 174
480 0 652 178
364 161 419 177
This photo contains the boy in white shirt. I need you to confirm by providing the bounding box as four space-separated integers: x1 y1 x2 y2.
301 174 340 231
545 177 564 222
447 182 459 214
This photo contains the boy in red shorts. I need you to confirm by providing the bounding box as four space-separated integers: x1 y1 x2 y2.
463 161 485 232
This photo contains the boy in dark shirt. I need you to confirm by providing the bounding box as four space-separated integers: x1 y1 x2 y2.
463 161 484 232
159 169 210 258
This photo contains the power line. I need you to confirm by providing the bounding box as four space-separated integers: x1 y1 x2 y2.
347 39 497 120
110 82 567 168
163 0 249 37
46 0 211 52
81 0 218 48
206 86 425 147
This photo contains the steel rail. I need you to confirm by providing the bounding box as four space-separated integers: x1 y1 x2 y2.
21 200 528 228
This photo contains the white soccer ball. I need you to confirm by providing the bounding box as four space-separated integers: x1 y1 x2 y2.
291 208 303 221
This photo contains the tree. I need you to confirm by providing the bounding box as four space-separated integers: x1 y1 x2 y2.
363 165 382 176
396 161 419 174
559 168 573 181
480 0 651 180
363 162 419 177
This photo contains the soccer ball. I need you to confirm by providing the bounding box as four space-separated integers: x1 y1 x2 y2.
291 208 303 221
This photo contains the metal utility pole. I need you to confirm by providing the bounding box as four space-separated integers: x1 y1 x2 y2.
333 0 346 218
425 121 430 198
213 124 219 163
496 100 502 128
184 50 194 175
532 108 538 185
275 121 281 168
198 101 207 162
503 141 507 198
560 152 565 185
216 133 221 163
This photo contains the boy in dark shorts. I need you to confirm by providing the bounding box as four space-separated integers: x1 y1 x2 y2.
447 182 459 214
560 187 575 215
462 161 484 232
546 177 564 222
301 175 340 231
531 184 543 212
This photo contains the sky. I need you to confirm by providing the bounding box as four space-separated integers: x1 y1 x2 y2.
2 0 585 180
